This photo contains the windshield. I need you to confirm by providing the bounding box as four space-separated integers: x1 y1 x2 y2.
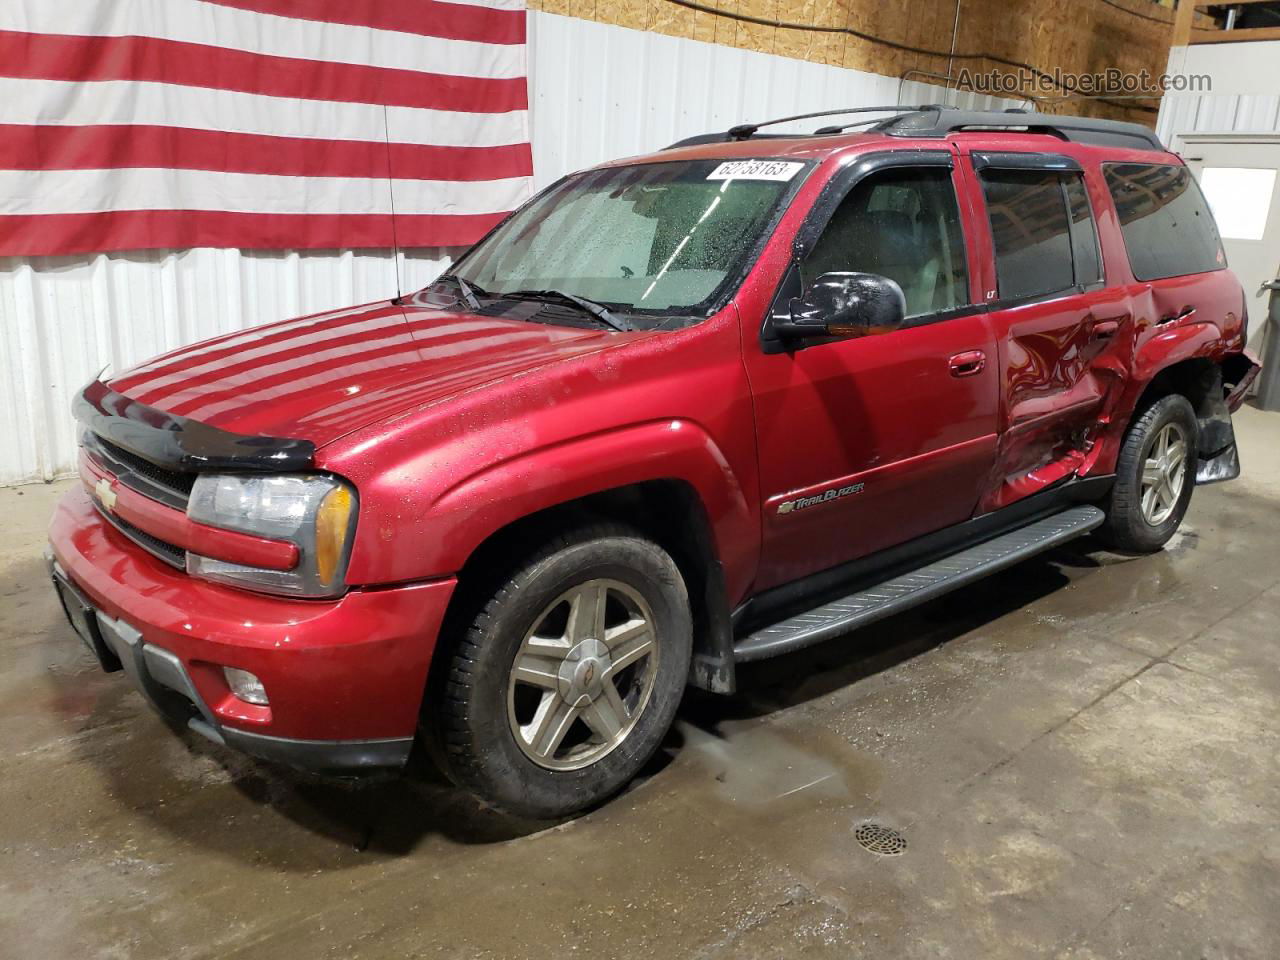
452 159 808 315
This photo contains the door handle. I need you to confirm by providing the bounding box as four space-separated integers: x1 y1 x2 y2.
1088 313 1130 338
1259 279 1280 297
1157 305 1196 325
948 350 986 377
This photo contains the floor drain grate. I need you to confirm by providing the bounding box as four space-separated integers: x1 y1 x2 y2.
854 822 907 856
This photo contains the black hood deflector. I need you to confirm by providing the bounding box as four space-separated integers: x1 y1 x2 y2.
74 380 316 473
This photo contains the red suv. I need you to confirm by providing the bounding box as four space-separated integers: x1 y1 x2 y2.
48 107 1260 818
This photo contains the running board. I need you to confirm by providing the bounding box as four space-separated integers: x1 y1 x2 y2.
734 505 1106 662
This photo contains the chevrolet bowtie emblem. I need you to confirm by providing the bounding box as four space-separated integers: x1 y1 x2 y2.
94 477 117 512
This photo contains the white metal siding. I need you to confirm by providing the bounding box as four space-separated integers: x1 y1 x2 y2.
1159 42 1280 145
0 11 1007 486
0 248 458 484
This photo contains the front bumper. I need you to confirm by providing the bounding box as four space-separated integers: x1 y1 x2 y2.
48 487 456 774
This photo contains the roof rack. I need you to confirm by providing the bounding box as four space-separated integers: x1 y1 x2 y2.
872 107 1165 151
663 105 1165 153
664 105 936 150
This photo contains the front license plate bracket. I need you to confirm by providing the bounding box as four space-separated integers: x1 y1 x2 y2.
52 572 123 673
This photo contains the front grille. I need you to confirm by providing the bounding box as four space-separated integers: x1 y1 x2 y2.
100 509 188 569
82 433 192 570
96 436 197 497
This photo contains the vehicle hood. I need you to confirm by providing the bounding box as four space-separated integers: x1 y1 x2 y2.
106 299 620 447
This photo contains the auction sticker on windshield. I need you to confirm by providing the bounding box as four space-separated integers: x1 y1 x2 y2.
707 160 804 181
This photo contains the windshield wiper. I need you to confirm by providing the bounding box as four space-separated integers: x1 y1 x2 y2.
498 289 633 333
433 273 487 311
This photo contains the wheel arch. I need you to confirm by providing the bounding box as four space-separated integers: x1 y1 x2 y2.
1123 355 1239 483
434 478 739 700
1129 355 1220 425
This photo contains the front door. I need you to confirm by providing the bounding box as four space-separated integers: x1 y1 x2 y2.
1180 138 1280 349
744 157 999 591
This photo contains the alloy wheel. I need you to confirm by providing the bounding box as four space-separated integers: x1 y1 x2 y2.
506 578 659 771
1140 421 1189 526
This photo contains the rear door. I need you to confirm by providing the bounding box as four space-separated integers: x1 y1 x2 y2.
963 151 1125 511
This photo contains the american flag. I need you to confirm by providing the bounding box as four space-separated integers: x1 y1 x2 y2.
0 0 532 256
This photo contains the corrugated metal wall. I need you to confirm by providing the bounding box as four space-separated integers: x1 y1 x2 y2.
0 248 458 484
1159 42 1280 145
0 11 1008 486
1158 92 1280 144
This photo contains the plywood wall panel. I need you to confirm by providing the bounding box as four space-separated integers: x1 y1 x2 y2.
532 0 1180 121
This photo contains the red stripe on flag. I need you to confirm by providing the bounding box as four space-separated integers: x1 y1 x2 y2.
0 125 533 180
204 0 526 45
0 210 506 257
0 31 527 113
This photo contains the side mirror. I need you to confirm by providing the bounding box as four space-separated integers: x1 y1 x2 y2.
773 272 907 340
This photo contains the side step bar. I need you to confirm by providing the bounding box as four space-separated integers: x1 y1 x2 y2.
734 505 1106 662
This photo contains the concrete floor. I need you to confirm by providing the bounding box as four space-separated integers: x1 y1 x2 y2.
3 408 1279 960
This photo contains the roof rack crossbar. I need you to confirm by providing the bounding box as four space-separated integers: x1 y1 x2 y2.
724 103 948 141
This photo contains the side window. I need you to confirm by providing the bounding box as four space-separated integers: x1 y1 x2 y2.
981 170 1072 300
802 167 970 319
980 168 1103 300
1103 163 1226 281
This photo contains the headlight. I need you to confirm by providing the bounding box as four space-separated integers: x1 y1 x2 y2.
186 474 357 598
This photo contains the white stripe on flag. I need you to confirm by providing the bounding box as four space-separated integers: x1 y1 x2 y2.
0 168 532 216
0 78 531 149
0 0 527 80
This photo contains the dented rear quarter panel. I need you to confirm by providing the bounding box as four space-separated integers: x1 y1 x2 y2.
1087 243 1245 475
941 140 1245 505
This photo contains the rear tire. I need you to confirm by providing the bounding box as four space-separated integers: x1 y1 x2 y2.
434 524 691 819
1102 393 1198 553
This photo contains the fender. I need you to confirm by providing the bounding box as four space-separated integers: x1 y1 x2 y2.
1090 320 1224 475
1130 320 1223 386
345 419 759 596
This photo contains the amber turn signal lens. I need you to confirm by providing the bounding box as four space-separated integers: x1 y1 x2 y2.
314 485 354 587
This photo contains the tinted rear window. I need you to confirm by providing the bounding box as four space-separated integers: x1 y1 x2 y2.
1103 163 1225 281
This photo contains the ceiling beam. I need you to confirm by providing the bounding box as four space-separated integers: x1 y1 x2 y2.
1193 24 1280 42
1172 0 1198 46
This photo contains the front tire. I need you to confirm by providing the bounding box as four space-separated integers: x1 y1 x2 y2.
434 525 691 819
1102 393 1198 553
